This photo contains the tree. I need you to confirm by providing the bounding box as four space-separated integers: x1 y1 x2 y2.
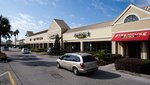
54 34 60 49
9 30 14 40
14 29 19 46
0 15 11 53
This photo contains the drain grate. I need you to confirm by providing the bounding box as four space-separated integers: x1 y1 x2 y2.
49 71 63 79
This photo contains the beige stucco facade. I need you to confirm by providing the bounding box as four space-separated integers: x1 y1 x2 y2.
25 4 150 59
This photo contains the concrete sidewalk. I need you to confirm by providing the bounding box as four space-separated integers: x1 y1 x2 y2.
99 63 150 83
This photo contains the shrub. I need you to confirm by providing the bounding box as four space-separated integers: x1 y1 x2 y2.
105 54 122 63
141 60 150 75
97 59 109 66
31 48 46 52
115 58 150 75
94 50 106 60
0 52 7 61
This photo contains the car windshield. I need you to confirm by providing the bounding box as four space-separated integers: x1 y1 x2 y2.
82 55 96 62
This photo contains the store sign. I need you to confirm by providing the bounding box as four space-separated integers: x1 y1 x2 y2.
74 32 90 39
50 35 57 39
112 30 150 41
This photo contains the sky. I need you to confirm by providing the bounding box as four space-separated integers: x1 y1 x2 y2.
0 0 150 40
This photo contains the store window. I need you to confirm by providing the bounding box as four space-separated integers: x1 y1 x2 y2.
124 15 139 23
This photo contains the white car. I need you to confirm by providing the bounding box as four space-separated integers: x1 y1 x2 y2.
21 48 30 54
57 53 98 75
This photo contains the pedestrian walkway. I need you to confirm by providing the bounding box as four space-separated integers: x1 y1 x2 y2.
99 63 150 83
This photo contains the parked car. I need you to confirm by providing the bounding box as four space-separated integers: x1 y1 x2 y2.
47 47 63 55
21 48 30 54
3 46 9 51
57 53 98 75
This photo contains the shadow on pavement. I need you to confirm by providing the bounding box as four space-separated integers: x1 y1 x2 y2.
10 54 36 57
80 70 121 79
21 61 56 67
6 55 40 62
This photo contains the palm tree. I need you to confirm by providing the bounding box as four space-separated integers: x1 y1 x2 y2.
14 29 19 46
0 15 11 53
16 29 19 40
9 30 14 40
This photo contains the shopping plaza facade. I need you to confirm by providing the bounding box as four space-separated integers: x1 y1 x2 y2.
25 4 150 59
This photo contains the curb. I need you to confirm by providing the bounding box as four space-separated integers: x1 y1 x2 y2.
118 70 150 79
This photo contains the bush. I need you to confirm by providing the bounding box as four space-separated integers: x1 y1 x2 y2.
115 58 150 75
0 52 7 61
97 59 109 66
141 60 150 74
105 54 122 63
94 50 106 60
31 48 46 52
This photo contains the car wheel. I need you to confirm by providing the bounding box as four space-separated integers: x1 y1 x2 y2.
57 63 61 68
73 67 79 75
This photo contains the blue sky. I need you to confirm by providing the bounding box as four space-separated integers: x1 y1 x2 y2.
0 0 150 40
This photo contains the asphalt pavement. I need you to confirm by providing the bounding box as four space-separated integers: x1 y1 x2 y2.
1 48 150 85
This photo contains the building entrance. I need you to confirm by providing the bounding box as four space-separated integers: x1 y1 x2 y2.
125 42 141 58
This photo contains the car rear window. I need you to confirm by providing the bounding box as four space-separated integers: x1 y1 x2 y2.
82 55 96 62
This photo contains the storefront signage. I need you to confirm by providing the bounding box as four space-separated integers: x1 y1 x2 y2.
50 35 57 39
74 32 90 39
112 30 150 41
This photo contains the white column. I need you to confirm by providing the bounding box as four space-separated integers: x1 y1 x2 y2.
47 43 49 48
141 42 148 59
120 42 124 56
80 41 83 52
112 41 116 54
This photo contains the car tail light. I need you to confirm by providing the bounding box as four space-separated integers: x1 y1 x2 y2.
80 63 85 69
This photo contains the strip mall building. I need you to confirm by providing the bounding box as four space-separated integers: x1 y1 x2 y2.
25 4 150 59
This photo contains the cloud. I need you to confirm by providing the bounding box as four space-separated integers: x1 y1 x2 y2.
23 0 49 5
91 0 115 17
69 14 76 19
113 0 150 7
52 2 57 7
23 0 58 6
8 13 48 39
70 22 84 28
9 13 47 31
135 0 150 7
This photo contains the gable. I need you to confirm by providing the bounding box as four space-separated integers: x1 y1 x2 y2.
48 20 61 31
113 4 150 25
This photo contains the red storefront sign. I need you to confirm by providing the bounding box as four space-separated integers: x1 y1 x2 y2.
112 30 150 41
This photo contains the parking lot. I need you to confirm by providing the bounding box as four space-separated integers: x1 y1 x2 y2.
0 49 150 85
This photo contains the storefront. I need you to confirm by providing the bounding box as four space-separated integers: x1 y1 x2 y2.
112 30 150 59
24 4 150 59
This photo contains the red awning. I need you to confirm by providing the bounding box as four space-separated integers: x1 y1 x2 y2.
112 30 150 41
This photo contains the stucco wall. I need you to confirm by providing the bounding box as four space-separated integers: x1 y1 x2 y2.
25 32 49 44
112 19 150 33
63 27 112 42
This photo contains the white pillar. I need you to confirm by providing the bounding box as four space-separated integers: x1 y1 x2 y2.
141 42 148 59
80 41 83 52
112 41 116 54
120 42 124 56
47 43 49 48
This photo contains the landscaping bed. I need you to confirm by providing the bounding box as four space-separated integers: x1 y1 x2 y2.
30 48 46 52
0 52 7 61
115 58 150 75
89 50 122 66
